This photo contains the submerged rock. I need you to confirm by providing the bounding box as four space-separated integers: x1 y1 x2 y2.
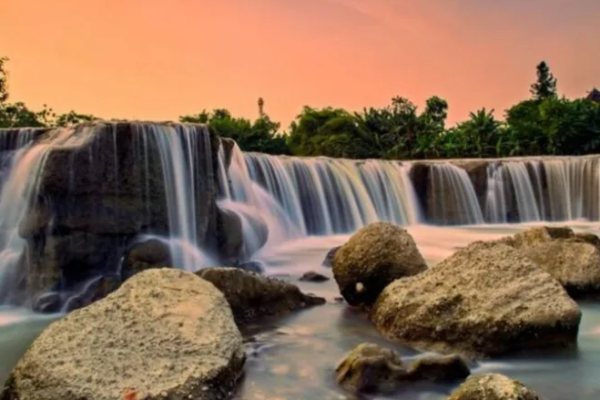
332 222 427 306
335 343 470 394
300 271 330 282
1 269 245 400
370 241 581 358
322 246 340 267
407 354 470 383
501 227 600 297
335 343 409 393
196 267 325 325
448 373 541 400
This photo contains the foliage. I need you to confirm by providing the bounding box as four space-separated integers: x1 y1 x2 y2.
1 56 599 160
180 105 289 155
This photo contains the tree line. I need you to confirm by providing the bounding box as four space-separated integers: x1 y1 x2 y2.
1 56 599 159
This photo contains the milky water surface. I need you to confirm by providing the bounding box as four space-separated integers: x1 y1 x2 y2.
2 223 600 399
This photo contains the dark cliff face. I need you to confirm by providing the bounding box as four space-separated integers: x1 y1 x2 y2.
0 121 243 311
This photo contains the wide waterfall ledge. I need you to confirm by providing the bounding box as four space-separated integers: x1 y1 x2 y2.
0 120 599 313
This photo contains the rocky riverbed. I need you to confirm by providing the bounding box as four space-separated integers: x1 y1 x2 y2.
3 224 600 399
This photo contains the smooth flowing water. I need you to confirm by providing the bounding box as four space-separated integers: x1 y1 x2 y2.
3 223 600 399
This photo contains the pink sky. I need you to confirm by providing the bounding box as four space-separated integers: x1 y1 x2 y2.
1 0 599 128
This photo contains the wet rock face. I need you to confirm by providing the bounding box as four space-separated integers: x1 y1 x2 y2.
371 241 581 358
196 267 326 326
0 269 246 400
333 222 427 306
1 122 250 311
448 373 541 400
335 343 470 394
121 238 172 279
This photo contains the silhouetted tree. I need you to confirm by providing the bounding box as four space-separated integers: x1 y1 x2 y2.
0 57 8 104
257 97 265 118
530 61 557 100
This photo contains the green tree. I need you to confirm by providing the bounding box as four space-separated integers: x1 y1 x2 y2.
55 111 98 127
454 108 503 157
530 61 557 100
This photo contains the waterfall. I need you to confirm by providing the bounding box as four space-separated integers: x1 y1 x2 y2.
0 126 97 303
138 124 214 271
483 157 600 223
544 157 600 221
3 120 600 312
0 122 220 309
233 150 420 236
485 164 507 223
428 164 484 225
485 162 542 223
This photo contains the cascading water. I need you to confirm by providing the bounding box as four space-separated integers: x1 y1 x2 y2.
240 151 420 236
0 122 222 310
485 162 542 223
4 119 600 312
138 124 215 271
485 164 508 223
544 157 600 221
0 126 97 304
483 157 600 223
428 164 484 225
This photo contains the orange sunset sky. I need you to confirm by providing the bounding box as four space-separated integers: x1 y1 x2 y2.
1 0 599 128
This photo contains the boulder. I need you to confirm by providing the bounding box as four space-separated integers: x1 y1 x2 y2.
522 241 600 298
322 246 340 267
370 241 581 358
1 269 245 400
196 267 325 325
122 238 172 279
335 343 470 394
500 227 600 297
333 222 427 306
216 207 244 265
407 354 470 383
448 373 540 400
299 271 329 282
573 232 600 248
335 343 409 393
506 226 575 247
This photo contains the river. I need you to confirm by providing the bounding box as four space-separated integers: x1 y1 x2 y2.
3 223 600 399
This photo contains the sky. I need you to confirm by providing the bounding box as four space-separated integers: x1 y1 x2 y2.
0 0 599 128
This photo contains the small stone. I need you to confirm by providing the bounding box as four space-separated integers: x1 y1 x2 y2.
299 271 329 282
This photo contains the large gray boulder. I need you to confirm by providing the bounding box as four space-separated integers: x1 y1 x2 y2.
448 373 540 400
500 227 600 297
1 269 245 400
196 267 325 325
371 241 581 358
333 222 427 306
